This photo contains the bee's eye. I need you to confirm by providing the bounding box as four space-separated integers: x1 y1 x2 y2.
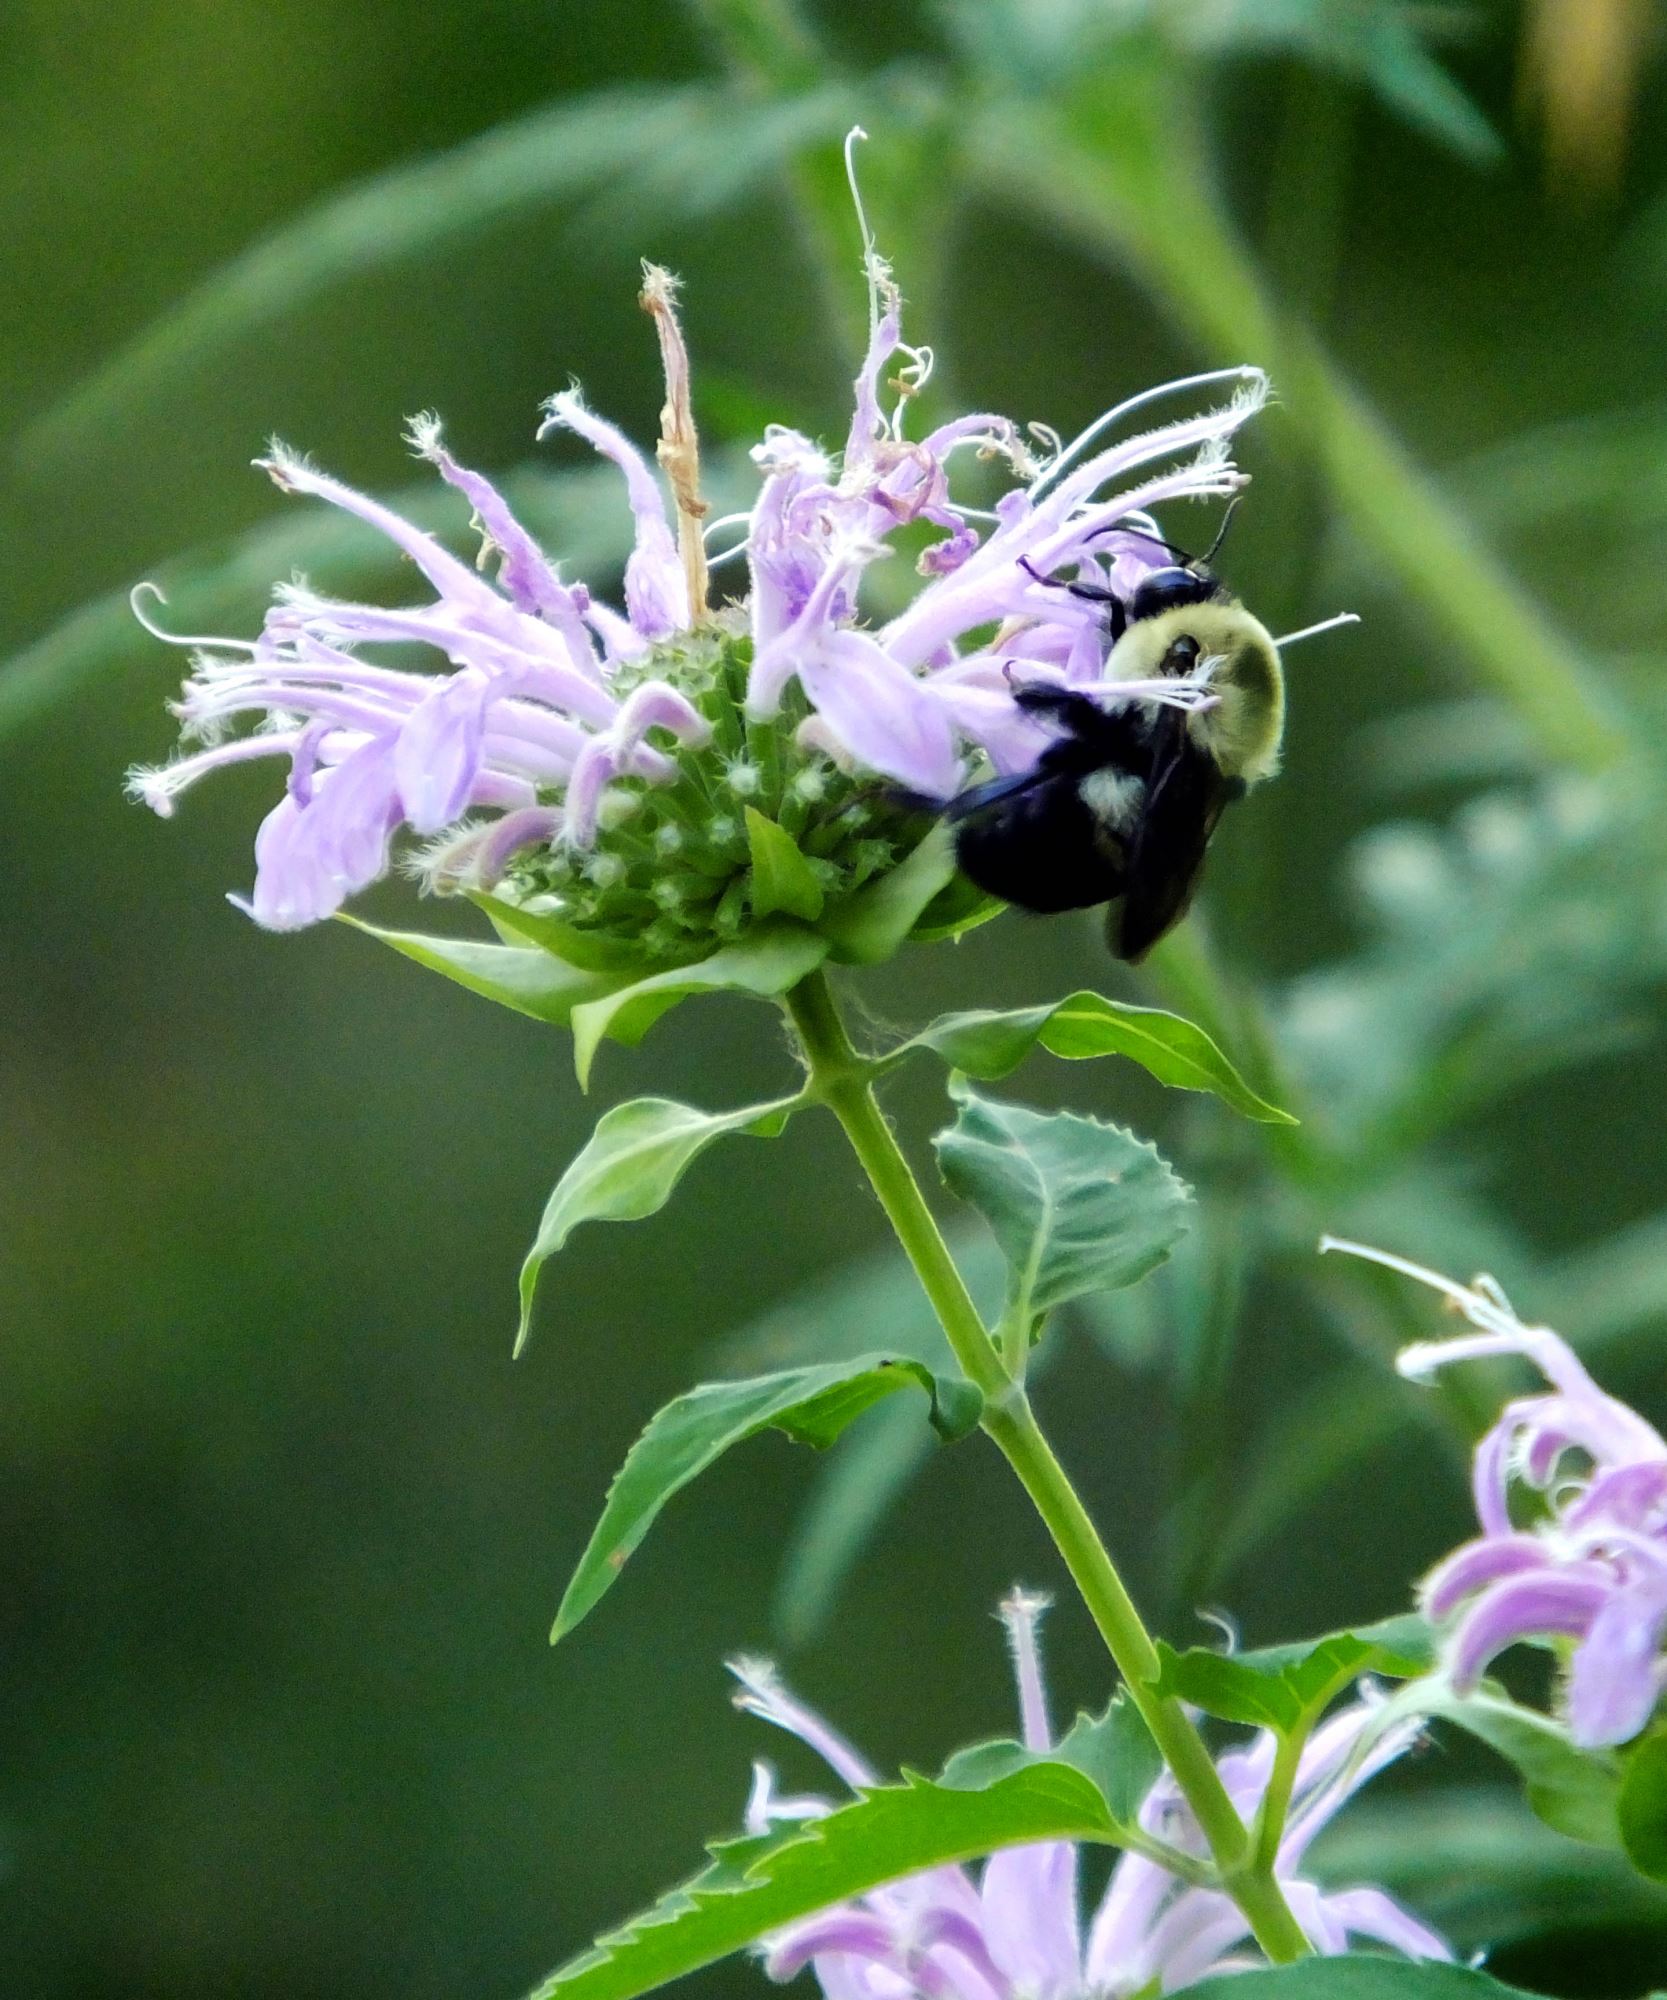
1130 567 1215 620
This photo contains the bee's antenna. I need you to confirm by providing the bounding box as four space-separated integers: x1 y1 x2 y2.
1083 519 1190 562
1272 611 1361 649
1197 495 1241 569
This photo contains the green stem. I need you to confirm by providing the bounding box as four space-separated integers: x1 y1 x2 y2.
783 970 1007 1401
1251 1726 1306 1876
782 968 1311 1966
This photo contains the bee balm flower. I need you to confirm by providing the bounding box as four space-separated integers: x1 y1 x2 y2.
131 255 1261 964
731 1593 1447 1997
1323 1237 1667 1748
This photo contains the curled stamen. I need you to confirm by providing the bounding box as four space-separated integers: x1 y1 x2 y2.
843 125 881 339
130 583 258 655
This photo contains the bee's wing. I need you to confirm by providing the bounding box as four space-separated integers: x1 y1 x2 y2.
1112 713 1238 961
938 766 1053 822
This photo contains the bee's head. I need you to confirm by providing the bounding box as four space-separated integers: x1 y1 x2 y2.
1128 565 1227 623
1105 599 1285 786
1189 611 1283 785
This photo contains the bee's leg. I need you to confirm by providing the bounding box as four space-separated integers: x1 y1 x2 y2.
1010 683 1116 734
1018 556 1128 643
1009 681 1150 768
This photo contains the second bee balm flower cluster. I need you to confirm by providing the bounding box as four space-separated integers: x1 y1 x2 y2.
131 262 1273 974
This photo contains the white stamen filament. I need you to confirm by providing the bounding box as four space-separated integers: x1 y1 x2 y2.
1319 1235 1491 1315
843 126 880 340
1030 366 1269 503
131 583 259 655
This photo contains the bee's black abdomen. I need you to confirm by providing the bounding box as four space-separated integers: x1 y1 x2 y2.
953 774 1128 914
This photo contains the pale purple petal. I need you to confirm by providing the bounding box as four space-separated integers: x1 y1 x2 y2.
468 805 564 883
1566 1460 1667 1533
728 1658 878 1791
1324 1885 1455 1961
930 680 1053 777
979 1843 1079 1999
845 301 903 467
1422 1533 1550 1621
248 738 402 929
746 428 836 649
1137 1889 1251 1993
743 1760 832 1837
127 729 311 817
747 543 872 717
764 1912 900 1981
914 1909 1011 1999
798 632 961 795
406 414 588 631
1283 1878 1350 1955
258 444 499 610
541 391 687 638
1471 1420 1517 1539
1450 1570 1610 1688
394 672 488 833
1567 1583 1667 1745
807 1955 907 2000
559 682 700 845
1084 1850 1174 1989
999 1591 1054 1752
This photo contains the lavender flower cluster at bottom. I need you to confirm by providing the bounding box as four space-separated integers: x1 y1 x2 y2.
731 1594 1448 1999
1331 1239 1667 1749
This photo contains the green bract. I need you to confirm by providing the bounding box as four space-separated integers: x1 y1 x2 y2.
489 621 962 967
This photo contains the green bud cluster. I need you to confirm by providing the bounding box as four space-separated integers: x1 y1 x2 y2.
501 618 929 961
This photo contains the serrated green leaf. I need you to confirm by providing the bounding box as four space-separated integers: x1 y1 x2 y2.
517 1095 802 1356
526 1762 1117 2000
552 1356 981 1640
1187 1956 1543 2000
942 1694 1161 1828
933 1078 1191 1325
745 807 826 922
820 824 962 964
896 990 1294 1122
568 923 829 1088
1154 1621 1429 1736
342 918 629 1025
1393 1681 1623 1847
1235 1613 1435 1680
1620 1727 1667 1882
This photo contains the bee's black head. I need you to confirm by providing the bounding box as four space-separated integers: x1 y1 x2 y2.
1128 565 1225 623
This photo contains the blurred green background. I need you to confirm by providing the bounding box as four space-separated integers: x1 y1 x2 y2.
6 2 1667 1995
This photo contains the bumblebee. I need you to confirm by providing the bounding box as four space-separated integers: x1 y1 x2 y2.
943 547 1285 962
